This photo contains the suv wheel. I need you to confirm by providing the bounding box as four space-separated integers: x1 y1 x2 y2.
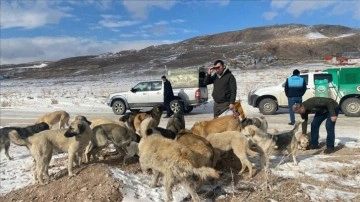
170 100 184 114
259 98 277 115
341 98 360 117
112 100 126 115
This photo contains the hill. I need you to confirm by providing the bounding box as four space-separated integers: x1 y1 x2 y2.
1 24 359 79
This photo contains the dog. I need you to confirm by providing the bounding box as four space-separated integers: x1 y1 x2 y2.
241 116 268 132
85 123 140 163
75 115 125 129
0 122 49 160
10 117 92 184
190 115 242 137
35 110 70 129
139 129 220 202
243 120 303 165
296 131 310 150
120 105 163 135
206 130 265 178
166 113 185 134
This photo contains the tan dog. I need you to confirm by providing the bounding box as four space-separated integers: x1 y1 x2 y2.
12 118 92 184
35 110 70 129
190 115 241 137
206 131 265 178
296 131 310 150
139 130 219 202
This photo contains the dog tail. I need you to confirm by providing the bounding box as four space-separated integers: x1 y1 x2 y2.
192 167 220 180
7 130 28 146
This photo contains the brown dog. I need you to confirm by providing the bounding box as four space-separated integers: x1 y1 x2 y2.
296 131 310 150
35 110 70 129
139 130 219 202
190 115 241 137
206 130 265 178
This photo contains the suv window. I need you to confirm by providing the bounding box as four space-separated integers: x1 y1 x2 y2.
150 81 162 91
314 73 332 83
133 82 149 91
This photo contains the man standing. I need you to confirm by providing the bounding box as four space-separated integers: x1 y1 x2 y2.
162 75 174 118
204 59 237 118
292 97 340 154
285 69 307 125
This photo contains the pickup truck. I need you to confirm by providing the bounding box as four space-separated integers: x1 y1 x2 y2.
107 68 208 115
248 66 360 117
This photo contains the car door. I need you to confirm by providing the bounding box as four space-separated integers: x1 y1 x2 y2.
148 81 163 104
300 74 313 101
127 82 150 106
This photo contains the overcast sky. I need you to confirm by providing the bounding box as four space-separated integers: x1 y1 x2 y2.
1 0 359 65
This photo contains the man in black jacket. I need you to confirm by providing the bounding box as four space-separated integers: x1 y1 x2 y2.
204 59 237 118
162 75 174 118
293 97 339 154
284 69 307 125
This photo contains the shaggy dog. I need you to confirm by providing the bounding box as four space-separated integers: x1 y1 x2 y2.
190 115 241 137
206 130 265 178
11 118 92 184
35 110 70 129
139 129 219 202
85 123 140 163
0 122 49 160
166 113 185 134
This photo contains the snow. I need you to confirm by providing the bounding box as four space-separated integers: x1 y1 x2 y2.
306 32 328 39
1 67 360 201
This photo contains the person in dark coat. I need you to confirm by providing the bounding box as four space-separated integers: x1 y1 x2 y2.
162 75 174 118
204 59 237 118
292 97 340 154
284 69 307 125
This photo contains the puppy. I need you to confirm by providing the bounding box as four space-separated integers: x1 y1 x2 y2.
85 123 140 163
190 115 241 137
206 130 265 178
11 118 92 184
35 110 70 129
139 129 219 202
0 122 49 160
166 113 185 134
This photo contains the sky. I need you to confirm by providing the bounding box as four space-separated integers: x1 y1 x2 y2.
1 0 360 65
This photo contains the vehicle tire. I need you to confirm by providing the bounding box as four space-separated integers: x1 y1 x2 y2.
170 100 184 114
341 98 360 117
130 109 140 113
183 106 193 113
259 98 278 115
112 100 126 115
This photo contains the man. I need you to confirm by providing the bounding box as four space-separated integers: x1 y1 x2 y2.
284 69 307 125
292 97 340 154
162 75 174 118
204 59 237 118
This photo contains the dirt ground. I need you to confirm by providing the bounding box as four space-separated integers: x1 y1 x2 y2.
1 145 359 202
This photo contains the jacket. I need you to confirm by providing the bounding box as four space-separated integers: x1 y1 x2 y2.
163 80 174 102
284 75 307 98
300 97 339 134
204 68 237 104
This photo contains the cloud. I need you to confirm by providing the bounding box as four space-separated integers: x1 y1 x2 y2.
271 0 290 9
286 1 336 17
99 14 140 28
0 37 176 64
122 0 177 19
263 11 278 21
0 1 68 29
